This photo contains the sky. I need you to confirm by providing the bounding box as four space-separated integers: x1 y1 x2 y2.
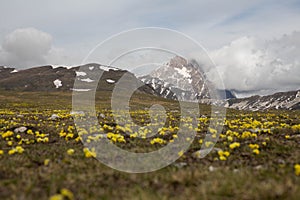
0 0 300 96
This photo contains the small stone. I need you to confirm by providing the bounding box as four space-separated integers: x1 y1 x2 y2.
14 126 27 133
99 113 105 118
50 114 59 120
254 165 263 170
208 166 215 172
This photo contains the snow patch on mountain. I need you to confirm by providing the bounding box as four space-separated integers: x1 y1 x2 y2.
51 65 74 69
75 71 87 77
10 69 18 73
80 78 94 83
174 66 191 78
71 88 91 92
106 79 115 83
53 79 62 88
99 65 118 72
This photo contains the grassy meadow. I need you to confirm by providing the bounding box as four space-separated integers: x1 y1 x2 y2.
0 91 300 200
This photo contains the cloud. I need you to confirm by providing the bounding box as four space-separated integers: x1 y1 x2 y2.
0 28 52 68
45 46 80 67
0 28 80 68
206 31 300 96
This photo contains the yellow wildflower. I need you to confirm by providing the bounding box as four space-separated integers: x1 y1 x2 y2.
130 132 138 138
107 133 126 143
60 188 74 200
178 150 184 157
8 146 24 155
150 137 166 145
15 146 24 153
83 148 96 158
219 155 227 161
252 149 260 155
2 130 14 138
292 124 300 132
67 149 75 155
248 144 259 149
229 142 240 149
49 194 64 200
285 135 290 139
66 133 74 140
8 149 16 155
205 141 214 148
59 131 66 137
294 164 300 176
44 159 50 166
218 150 230 161
208 127 217 134
241 131 251 139
37 137 49 143
227 136 233 142
75 136 82 142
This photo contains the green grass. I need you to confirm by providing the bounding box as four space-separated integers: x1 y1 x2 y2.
0 91 299 200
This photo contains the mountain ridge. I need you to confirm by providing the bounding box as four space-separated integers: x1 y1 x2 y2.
1 63 299 111
224 89 300 111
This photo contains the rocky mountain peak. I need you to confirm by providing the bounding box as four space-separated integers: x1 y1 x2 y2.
168 56 188 67
142 56 212 101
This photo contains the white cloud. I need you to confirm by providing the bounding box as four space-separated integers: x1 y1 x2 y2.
207 31 300 96
0 28 79 68
45 46 81 67
0 28 52 67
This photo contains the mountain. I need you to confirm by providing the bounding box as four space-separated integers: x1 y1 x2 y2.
0 64 158 96
139 56 235 101
0 65 75 91
224 90 300 111
2 62 299 111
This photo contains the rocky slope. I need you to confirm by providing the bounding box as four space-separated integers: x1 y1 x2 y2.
224 90 300 111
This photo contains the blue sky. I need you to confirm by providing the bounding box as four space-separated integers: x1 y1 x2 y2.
0 0 299 95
